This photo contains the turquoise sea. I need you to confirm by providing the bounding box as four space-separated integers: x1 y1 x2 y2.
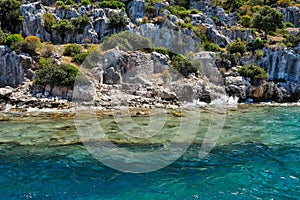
0 106 299 199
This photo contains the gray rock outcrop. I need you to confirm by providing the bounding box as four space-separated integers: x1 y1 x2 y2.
280 6 300 28
20 2 130 44
190 0 237 27
127 0 146 23
0 46 35 88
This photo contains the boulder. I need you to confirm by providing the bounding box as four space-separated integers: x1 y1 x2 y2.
127 0 146 23
151 52 170 73
206 27 231 47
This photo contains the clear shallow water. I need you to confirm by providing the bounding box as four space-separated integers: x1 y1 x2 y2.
0 106 300 199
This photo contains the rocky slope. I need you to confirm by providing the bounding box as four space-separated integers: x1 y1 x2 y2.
1 0 300 109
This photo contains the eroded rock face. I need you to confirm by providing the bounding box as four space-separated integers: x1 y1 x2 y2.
190 0 237 27
259 49 300 83
20 2 51 42
20 2 130 44
127 0 146 23
206 27 231 48
220 27 253 42
151 52 170 73
280 6 300 28
135 24 198 54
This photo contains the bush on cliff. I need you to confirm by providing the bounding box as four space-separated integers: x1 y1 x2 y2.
35 64 79 92
22 36 41 56
238 64 268 79
63 44 82 56
6 34 23 53
102 31 153 52
52 19 74 42
43 13 56 32
227 40 247 55
108 13 128 31
72 52 89 64
252 6 284 38
0 0 22 32
285 32 300 47
73 16 90 34
0 28 6 44
171 54 197 77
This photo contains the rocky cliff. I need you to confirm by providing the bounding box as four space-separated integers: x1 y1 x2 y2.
0 46 34 88
20 2 131 44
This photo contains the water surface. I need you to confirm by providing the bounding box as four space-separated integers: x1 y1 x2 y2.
0 106 299 199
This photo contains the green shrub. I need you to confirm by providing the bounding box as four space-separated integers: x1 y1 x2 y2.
52 19 74 32
227 40 247 55
252 6 284 38
211 16 219 24
73 16 90 34
169 6 191 19
35 63 79 90
52 19 74 41
284 31 300 47
239 15 252 28
249 38 267 50
102 31 153 52
72 52 89 64
38 57 53 68
63 44 82 56
224 0 242 12
65 0 75 5
109 13 128 30
153 47 169 55
56 1 64 6
146 4 155 16
238 64 268 79
0 28 6 44
254 49 264 60
284 22 295 28
6 34 23 47
97 0 125 10
171 54 197 77
0 0 22 32
43 13 56 32
81 0 90 5
203 41 222 52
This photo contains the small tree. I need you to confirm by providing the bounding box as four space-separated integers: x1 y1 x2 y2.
238 64 268 79
252 6 284 38
63 44 82 56
108 13 128 33
227 40 247 55
223 0 242 12
73 16 90 34
43 13 56 32
6 34 23 52
171 54 197 77
239 15 252 28
0 0 22 32
35 63 79 94
52 19 74 43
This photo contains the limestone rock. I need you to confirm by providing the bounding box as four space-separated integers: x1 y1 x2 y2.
280 6 300 28
127 0 146 23
151 52 170 73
